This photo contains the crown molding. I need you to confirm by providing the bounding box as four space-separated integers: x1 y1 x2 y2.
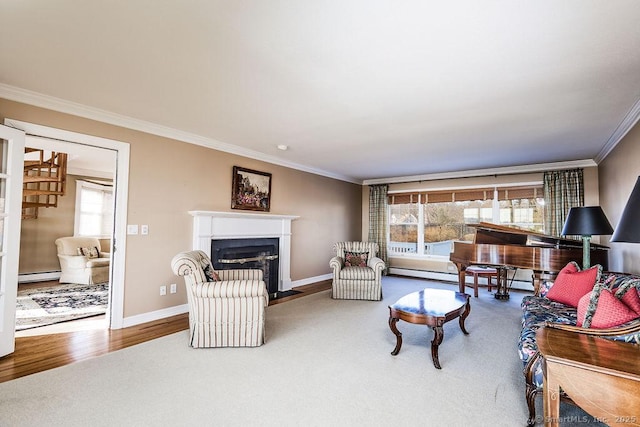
362 159 598 186
594 97 640 164
0 84 360 184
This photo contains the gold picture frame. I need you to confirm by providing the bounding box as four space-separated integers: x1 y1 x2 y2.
231 166 272 212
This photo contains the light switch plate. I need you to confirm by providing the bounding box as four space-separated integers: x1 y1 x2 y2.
127 224 139 235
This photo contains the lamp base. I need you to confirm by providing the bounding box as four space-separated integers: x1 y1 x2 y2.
582 235 592 269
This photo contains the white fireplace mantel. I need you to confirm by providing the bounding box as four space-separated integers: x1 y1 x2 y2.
189 211 299 291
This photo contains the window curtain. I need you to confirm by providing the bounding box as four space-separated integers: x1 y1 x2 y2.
543 169 584 236
368 184 388 272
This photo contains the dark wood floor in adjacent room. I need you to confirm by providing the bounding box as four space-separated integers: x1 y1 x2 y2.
0 280 331 384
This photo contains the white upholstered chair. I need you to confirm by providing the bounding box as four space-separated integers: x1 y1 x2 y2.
55 236 110 285
171 250 268 348
329 241 386 300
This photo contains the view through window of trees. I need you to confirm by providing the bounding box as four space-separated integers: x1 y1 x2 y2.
388 186 545 257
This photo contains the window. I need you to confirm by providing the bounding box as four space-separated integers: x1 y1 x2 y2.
388 186 545 257
497 188 545 233
75 180 113 238
389 203 419 254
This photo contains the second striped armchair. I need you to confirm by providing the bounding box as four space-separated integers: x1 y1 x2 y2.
171 250 268 348
330 241 386 300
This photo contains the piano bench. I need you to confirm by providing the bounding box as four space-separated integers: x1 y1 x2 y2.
464 266 497 298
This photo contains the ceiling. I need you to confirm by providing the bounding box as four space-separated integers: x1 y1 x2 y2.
2 1 640 184
24 135 116 179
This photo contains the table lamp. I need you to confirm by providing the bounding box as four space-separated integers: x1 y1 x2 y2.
561 206 613 269
611 176 640 243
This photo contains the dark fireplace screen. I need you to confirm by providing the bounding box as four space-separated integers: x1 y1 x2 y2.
210 238 279 297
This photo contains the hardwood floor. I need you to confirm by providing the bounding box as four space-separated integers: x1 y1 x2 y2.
0 280 331 384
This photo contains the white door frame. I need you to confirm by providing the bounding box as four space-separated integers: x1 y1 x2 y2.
0 124 25 357
5 119 129 329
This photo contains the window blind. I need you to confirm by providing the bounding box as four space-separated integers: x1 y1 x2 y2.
388 185 542 204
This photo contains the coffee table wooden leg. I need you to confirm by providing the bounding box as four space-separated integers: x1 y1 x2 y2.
389 317 403 355
459 299 470 335
430 326 444 369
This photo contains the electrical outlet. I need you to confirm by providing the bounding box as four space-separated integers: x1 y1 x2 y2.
141 224 149 235
170 283 177 294
160 285 167 296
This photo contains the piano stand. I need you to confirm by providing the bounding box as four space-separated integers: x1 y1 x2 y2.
494 267 515 300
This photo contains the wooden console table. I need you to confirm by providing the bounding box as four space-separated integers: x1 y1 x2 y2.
536 326 640 426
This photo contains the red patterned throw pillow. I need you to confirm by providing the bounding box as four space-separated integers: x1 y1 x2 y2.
344 251 368 267
546 262 601 308
578 288 639 329
615 280 640 316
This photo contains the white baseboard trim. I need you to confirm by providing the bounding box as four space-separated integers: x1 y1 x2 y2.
389 268 534 292
121 304 189 329
18 271 61 283
292 273 332 288
119 269 534 330
118 273 333 329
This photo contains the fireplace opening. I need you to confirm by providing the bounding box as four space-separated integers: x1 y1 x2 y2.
211 238 279 297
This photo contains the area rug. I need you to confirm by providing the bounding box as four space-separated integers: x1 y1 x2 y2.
15 282 109 331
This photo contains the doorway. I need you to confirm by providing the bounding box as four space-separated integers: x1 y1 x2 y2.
17 138 116 335
5 119 130 331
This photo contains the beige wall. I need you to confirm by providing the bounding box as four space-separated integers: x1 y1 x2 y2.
19 174 112 273
20 174 77 273
599 120 640 275
2 98 362 317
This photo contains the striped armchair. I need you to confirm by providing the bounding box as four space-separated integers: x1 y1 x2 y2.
171 250 268 348
330 242 386 300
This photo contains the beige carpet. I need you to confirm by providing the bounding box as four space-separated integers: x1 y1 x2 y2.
0 276 599 426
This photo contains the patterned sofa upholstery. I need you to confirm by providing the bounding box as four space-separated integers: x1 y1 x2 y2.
518 272 640 426
171 250 268 348
329 241 386 300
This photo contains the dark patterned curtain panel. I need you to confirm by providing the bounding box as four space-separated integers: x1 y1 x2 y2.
368 184 388 272
543 169 584 236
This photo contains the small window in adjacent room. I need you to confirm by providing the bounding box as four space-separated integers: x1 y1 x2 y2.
74 180 114 238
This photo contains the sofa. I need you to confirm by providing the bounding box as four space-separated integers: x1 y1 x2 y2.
518 262 640 426
55 236 111 285
329 241 386 300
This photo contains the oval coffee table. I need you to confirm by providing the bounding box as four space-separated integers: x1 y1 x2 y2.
388 288 470 369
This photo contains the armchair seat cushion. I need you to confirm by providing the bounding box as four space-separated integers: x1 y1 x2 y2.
194 280 268 298
85 258 110 268
339 266 377 281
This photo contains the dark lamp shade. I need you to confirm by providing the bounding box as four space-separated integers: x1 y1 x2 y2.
561 206 614 236
611 176 640 243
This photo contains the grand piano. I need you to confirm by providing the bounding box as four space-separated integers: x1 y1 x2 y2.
449 222 610 299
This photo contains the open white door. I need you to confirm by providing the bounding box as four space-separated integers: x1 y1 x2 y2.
0 124 25 357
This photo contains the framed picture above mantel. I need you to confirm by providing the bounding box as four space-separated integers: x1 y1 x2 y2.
231 166 272 212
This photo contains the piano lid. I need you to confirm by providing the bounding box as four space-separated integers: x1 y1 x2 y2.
469 222 609 250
